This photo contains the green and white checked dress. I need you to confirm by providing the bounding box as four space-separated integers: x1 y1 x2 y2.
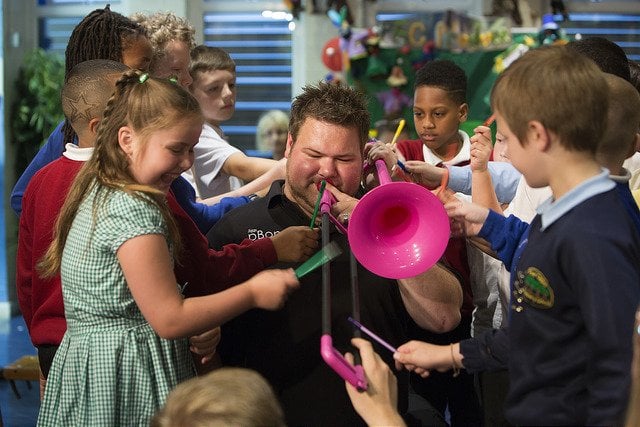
38 186 195 427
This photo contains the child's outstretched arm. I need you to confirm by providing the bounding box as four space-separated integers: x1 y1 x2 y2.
470 125 502 213
222 152 279 183
448 199 529 270
404 160 521 201
201 158 287 205
445 198 490 237
402 161 446 190
344 338 406 427
119 234 299 339
365 140 397 171
170 176 248 234
393 340 463 378
363 141 399 187
469 125 502 258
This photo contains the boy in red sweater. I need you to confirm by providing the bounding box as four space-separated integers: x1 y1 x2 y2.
17 60 129 385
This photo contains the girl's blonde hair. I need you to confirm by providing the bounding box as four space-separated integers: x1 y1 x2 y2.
38 70 202 278
151 368 286 427
256 109 289 152
130 12 195 72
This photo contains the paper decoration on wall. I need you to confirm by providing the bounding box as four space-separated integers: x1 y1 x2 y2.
386 65 408 87
376 88 412 119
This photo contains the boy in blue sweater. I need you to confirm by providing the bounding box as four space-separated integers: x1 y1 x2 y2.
393 45 640 426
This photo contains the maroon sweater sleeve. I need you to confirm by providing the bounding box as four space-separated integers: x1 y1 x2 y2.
168 190 277 298
17 158 82 346
396 139 425 161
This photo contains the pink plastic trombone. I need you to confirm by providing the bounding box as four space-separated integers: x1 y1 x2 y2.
318 185 368 391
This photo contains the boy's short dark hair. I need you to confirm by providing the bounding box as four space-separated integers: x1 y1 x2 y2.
414 59 467 105
566 37 630 82
61 59 128 131
491 45 608 155
189 45 236 77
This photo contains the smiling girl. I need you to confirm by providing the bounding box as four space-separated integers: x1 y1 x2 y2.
36 71 299 426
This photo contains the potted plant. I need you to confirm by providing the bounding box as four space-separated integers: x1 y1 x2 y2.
10 48 65 174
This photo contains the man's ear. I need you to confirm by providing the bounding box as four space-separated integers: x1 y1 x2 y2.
118 126 134 154
284 133 294 158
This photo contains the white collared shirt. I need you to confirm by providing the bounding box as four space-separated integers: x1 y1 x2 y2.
422 130 471 166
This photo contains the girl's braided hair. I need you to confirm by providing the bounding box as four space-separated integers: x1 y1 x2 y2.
61 5 147 146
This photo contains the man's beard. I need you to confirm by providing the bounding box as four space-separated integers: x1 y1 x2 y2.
285 180 317 217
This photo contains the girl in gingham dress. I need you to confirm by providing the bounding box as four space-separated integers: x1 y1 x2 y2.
36 70 299 426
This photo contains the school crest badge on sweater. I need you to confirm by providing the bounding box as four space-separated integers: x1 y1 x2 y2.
514 267 554 309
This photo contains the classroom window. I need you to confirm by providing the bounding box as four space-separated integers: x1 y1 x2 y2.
37 0 119 4
38 16 81 54
202 11 293 151
552 12 640 60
